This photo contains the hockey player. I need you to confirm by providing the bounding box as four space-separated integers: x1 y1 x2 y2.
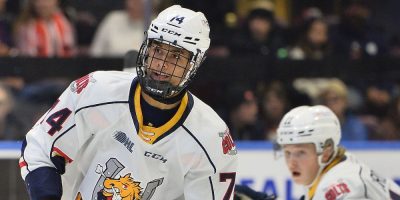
276 105 400 200
20 5 237 200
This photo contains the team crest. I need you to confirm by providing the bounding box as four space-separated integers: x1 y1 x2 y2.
219 128 237 155
75 158 163 200
70 73 96 94
324 181 350 200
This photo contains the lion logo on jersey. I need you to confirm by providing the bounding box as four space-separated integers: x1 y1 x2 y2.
102 173 143 200
75 159 164 200
75 173 142 200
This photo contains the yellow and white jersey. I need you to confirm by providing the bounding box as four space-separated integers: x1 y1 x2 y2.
308 152 400 200
20 71 238 200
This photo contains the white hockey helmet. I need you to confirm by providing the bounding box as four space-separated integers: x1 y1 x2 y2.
137 5 210 98
276 105 341 153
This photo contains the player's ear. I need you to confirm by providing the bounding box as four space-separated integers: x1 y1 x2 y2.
321 139 334 163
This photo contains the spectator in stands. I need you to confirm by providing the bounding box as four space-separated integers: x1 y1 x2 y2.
376 96 400 140
330 2 388 59
89 0 145 57
317 79 369 140
0 83 25 140
14 0 76 57
226 85 264 140
0 0 14 56
360 83 393 139
229 7 285 57
361 83 392 130
288 17 332 60
363 84 392 118
388 34 400 58
259 81 289 140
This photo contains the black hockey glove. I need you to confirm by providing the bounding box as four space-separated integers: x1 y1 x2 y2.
234 184 277 200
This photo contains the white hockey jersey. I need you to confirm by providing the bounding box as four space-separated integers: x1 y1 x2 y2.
306 149 400 200
20 71 238 200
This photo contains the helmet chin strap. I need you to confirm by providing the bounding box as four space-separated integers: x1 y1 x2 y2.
305 147 338 188
142 85 187 105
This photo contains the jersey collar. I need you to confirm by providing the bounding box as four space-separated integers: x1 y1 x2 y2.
129 79 193 144
307 147 347 199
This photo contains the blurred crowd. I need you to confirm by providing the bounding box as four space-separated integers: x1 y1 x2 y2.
222 78 400 142
0 0 400 141
0 0 399 58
